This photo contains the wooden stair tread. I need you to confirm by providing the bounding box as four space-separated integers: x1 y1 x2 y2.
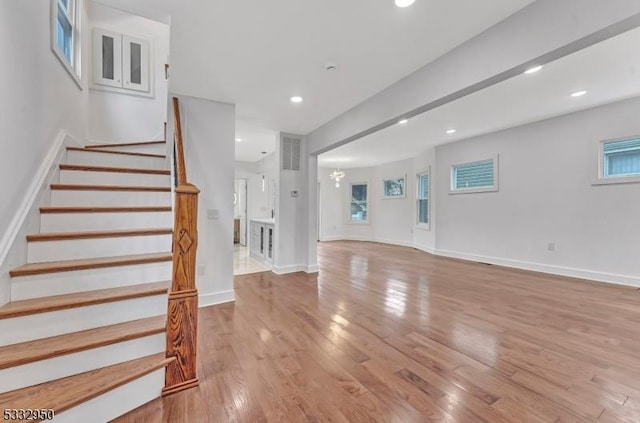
60 164 170 175
0 315 165 370
0 353 174 415
0 281 170 319
85 140 166 149
27 228 172 242
9 252 172 278
51 184 170 192
67 146 165 158
40 206 172 213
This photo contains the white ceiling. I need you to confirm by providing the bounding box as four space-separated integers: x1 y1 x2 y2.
319 26 640 168
95 0 536 162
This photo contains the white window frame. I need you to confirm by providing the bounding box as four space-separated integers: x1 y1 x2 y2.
91 28 154 97
348 182 370 224
51 0 82 89
593 136 640 186
415 168 430 230
382 176 406 199
449 155 499 195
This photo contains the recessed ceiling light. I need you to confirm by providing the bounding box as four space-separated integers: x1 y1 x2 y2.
524 65 543 74
398 119 409 125
446 129 456 134
235 138 242 142
395 0 416 7
571 90 587 97
290 96 303 103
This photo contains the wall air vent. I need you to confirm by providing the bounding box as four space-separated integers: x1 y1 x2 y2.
282 136 301 171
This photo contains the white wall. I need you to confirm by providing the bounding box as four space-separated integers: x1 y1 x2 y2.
87 2 169 142
435 95 640 286
175 95 236 307
0 1 90 305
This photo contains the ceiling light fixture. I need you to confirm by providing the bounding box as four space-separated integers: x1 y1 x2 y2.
290 96 303 103
395 0 416 7
446 129 456 134
571 90 587 97
235 138 242 142
329 169 346 188
398 119 409 125
524 65 543 74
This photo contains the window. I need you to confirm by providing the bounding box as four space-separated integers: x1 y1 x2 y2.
416 171 429 227
52 0 82 86
602 137 640 180
93 29 152 95
383 177 405 198
450 156 498 194
349 183 369 223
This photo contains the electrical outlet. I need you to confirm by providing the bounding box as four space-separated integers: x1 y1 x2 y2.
207 209 219 220
547 242 555 251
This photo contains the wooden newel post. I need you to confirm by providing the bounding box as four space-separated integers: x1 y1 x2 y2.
163 183 200 396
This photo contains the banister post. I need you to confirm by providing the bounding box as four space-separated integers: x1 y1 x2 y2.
163 182 200 396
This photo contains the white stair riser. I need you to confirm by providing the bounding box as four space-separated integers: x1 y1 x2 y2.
27 234 172 263
41 211 173 232
0 333 165 393
87 144 167 155
52 369 164 423
51 189 171 207
60 170 171 187
10 261 171 301
0 294 167 346
66 150 166 169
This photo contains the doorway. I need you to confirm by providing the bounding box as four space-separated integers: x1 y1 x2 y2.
234 179 247 246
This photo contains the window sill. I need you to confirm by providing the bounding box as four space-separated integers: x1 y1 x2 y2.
593 175 640 186
415 224 431 231
52 46 83 90
347 220 370 225
449 186 498 195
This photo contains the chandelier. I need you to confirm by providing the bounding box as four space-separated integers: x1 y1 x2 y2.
329 169 345 187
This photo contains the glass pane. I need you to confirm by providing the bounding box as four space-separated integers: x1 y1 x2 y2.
604 138 640 177
350 184 368 221
56 11 73 63
130 42 142 84
418 174 428 199
454 160 494 189
384 178 405 197
418 199 429 224
102 35 115 80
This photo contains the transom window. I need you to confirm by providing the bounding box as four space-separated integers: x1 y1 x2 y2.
450 156 498 194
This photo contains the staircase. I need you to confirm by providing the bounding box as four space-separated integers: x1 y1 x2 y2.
0 140 176 422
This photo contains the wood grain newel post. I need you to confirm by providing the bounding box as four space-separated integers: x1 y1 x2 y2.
163 182 200 396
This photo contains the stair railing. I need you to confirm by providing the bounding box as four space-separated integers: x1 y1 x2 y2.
163 97 200 396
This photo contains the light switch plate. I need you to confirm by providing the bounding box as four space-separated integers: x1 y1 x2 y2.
207 209 219 220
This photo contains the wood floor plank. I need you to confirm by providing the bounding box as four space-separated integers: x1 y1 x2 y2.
113 241 640 422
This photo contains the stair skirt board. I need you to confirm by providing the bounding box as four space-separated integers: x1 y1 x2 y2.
66 150 166 169
60 169 171 187
0 333 164 393
0 294 167 347
27 234 172 263
11 263 171 301
51 189 171 207
52 369 165 423
41 211 173 232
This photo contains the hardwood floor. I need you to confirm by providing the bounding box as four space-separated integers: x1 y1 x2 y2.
113 241 640 422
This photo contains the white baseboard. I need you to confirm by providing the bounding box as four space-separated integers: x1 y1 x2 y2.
413 243 436 255
306 264 319 273
319 236 344 242
199 290 235 308
272 264 307 275
435 249 640 288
